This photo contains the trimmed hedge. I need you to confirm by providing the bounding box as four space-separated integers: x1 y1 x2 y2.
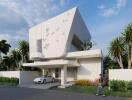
127 81 132 90
110 80 132 92
75 79 99 86
0 77 19 85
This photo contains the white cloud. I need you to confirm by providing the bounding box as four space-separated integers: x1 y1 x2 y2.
117 0 127 9
0 0 65 48
0 0 62 26
99 0 127 17
0 34 12 43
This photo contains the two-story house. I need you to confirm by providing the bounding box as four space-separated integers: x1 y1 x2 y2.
23 7 103 86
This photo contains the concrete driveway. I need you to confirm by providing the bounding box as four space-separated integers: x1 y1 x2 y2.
0 87 128 100
20 82 60 89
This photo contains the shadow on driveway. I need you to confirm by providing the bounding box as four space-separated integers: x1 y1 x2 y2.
0 87 128 100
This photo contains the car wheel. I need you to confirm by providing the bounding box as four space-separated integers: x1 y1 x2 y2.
43 80 46 84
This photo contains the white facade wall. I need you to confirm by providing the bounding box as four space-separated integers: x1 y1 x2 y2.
29 7 76 59
109 69 132 81
0 71 20 78
19 71 39 85
29 7 91 60
77 58 102 81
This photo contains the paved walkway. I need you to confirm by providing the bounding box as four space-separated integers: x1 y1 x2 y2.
20 82 60 89
0 87 128 100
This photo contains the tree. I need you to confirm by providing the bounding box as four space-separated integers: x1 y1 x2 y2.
103 56 119 79
10 49 22 70
103 56 118 70
122 22 132 69
0 40 11 60
18 40 29 63
81 41 93 50
1 56 13 70
108 37 125 69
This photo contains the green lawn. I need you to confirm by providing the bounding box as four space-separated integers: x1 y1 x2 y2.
50 85 132 98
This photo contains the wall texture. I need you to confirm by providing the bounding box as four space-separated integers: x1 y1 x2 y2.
0 71 20 78
109 69 132 81
77 58 102 81
19 71 39 85
29 7 91 59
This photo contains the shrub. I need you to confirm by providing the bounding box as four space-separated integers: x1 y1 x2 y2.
127 81 132 90
75 80 89 86
75 79 99 86
0 77 19 85
110 80 126 92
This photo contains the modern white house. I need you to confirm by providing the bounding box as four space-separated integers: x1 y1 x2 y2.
23 7 103 86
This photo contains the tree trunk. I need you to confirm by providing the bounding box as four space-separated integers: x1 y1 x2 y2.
0 51 2 61
117 54 124 69
130 43 132 68
128 45 131 69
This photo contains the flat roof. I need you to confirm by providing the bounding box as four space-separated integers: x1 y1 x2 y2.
23 59 79 68
66 49 102 59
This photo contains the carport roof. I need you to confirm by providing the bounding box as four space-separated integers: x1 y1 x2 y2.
23 59 79 68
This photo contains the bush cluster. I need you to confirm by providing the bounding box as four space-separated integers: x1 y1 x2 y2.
110 80 132 91
0 77 19 85
75 79 99 86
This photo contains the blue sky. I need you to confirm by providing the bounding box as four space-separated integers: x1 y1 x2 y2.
0 0 132 55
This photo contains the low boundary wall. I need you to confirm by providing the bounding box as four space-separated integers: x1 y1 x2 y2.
0 71 39 85
109 69 132 81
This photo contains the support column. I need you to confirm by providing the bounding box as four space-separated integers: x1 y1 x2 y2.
61 65 67 85
42 68 45 75
52 69 55 78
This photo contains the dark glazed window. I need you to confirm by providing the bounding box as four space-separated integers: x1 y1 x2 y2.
72 34 83 50
37 39 42 53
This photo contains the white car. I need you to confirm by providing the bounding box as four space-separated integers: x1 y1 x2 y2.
33 75 55 84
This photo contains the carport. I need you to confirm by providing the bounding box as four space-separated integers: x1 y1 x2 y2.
23 59 79 86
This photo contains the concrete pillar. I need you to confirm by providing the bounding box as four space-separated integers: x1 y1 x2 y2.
61 65 67 85
52 69 55 78
42 68 45 75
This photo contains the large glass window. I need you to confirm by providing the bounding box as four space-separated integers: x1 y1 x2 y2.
72 34 83 50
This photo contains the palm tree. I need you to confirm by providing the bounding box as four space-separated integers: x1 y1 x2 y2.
18 40 29 63
103 56 118 70
108 37 125 69
122 22 132 69
1 56 13 70
10 49 22 70
81 41 93 50
0 40 11 60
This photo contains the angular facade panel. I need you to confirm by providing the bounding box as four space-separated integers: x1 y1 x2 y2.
29 7 91 59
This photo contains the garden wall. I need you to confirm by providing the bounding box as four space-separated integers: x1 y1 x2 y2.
109 69 132 81
0 71 20 78
19 71 39 85
0 71 39 85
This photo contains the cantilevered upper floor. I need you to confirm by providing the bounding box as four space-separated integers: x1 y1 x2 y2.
29 7 91 60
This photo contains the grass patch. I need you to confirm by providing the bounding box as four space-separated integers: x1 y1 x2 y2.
51 85 98 94
50 85 132 98
110 91 132 98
